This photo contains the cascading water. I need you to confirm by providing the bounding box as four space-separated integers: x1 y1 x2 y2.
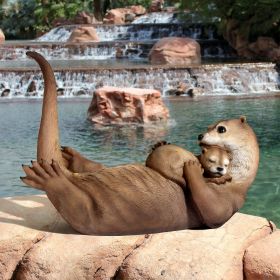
0 40 232 61
1 63 279 98
132 12 181 24
0 12 279 99
35 23 218 42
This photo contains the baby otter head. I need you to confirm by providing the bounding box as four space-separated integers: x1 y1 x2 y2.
199 146 231 178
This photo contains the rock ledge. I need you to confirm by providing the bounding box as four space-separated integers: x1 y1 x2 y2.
0 195 277 280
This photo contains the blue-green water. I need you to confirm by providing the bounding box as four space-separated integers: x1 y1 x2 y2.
0 97 279 225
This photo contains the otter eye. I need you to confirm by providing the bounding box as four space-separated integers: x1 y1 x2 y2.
217 126 226 133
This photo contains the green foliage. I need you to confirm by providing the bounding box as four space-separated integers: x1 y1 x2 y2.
110 0 152 9
0 0 155 39
0 0 92 39
0 0 37 39
34 0 92 33
180 0 280 42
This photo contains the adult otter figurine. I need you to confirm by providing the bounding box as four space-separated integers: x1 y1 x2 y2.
146 143 232 188
21 51 259 234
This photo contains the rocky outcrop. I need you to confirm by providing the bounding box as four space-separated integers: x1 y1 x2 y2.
67 26 99 43
0 29 5 43
103 5 146 24
87 86 169 124
244 230 280 280
52 11 99 26
149 0 164 12
248 37 280 61
0 195 276 280
149 37 201 65
223 20 280 61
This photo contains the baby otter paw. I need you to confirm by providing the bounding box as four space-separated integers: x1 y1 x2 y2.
206 174 232 185
151 141 171 151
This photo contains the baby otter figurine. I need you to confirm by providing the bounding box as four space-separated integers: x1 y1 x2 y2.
146 142 232 189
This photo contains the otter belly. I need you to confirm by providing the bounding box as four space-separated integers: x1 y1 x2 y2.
71 164 195 235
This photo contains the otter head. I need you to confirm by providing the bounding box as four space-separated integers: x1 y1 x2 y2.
200 146 231 178
198 116 253 150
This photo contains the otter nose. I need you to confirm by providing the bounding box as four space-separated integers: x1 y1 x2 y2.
217 167 224 172
198 134 204 141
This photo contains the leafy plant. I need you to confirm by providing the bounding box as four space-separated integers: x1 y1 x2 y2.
110 0 152 8
0 0 92 39
180 0 280 42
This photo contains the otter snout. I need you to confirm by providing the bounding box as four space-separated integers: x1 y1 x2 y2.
198 134 204 141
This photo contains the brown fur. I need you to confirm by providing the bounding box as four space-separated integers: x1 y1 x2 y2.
21 52 259 234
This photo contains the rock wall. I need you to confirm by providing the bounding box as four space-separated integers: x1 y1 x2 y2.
0 195 278 279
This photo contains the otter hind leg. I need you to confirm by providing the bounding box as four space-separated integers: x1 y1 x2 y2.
61 146 105 173
21 159 97 234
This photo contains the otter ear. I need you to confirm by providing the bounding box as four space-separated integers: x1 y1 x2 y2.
240 116 247 123
202 147 207 154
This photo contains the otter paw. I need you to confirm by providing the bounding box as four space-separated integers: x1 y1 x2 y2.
183 160 202 176
21 159 66 191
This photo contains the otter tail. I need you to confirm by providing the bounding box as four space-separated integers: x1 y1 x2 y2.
26 51 69 174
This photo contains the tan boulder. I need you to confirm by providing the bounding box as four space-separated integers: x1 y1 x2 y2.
149 0 164 12
15 234 145 280
103 9 127 24
117 214 273 280
87 86 169 124
130 5 146 15
103 6 146 24
149 37 201 65
249 36 278 53
67 26 99 43
244 230 280 280
0 29 5 43
0 195 70 279
0 195 276 279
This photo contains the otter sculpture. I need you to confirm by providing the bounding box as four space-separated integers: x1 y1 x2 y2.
21 51 259 235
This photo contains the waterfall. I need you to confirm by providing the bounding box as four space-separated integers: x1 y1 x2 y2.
1 63 279 98
35 23 220 42
132 12 180 24
0 40 233 61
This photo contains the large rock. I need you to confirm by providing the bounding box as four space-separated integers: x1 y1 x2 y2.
15 233 145 280
149 37 201 65
103 9 126 24
244 230 280 280
67 26 99 43
0 195 276 279
0 29 5 43
103 6 146 24
87 86 169 124
130 5 146 16
149 0 164 12
0 195 69 280
117 214 273 280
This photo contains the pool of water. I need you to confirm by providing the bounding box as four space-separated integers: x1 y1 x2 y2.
0 97 279 225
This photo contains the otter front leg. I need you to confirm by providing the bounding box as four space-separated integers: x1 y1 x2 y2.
21 160 97 234
183 161 234 228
